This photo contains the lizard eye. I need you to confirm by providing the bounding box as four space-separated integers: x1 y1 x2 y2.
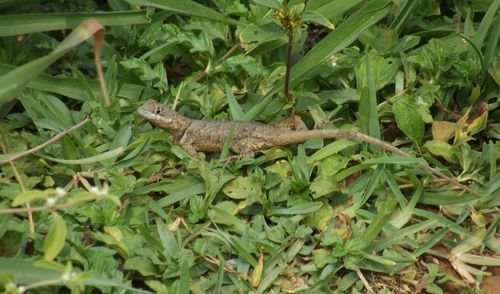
154 107 162 115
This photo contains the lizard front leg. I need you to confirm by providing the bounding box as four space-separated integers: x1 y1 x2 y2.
178 133 198 156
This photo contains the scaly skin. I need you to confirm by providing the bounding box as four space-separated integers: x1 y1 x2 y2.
138 99 473 193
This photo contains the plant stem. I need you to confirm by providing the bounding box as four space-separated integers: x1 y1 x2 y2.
284 29 294 118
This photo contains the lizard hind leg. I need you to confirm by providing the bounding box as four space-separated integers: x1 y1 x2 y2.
230 138 268 159
219 142 256 164
272 115 307 131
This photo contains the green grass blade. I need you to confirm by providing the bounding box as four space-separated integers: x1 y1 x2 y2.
0 11 149 36
125 0 241 25
413 228 449 257
0 63 158 101
471 0 500 50
358 54 381 151
367 219 437 253
38 147 124 165
414 208 469 235
225 84 244 119
0 20 104 105
362 195 398 246
481 16 500 84
268 202 322 215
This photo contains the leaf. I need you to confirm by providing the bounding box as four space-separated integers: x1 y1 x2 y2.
455 102 489 143
424 140 459 163
301 10 335 30
222 176 262 200
12 189 54 207
239 23 287 54
307 139 358 163
362 196 398 246
156 218 180 259
269 202 322 215
225 84 244 119
392 98 424 143
0 63 158 101
308 0 362 21
125 0 241 25
0 11 149 37
0 19 105 105
39 147 124 165
43 213 67 261
251 250 264 287
252 0 282 10
358 54 382 151
432 121 457 141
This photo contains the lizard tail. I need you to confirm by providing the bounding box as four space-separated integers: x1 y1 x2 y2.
277 129 475 195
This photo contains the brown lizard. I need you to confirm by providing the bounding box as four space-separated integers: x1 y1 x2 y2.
138 99 473 193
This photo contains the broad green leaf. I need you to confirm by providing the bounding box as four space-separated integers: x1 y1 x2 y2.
0 11 149 36
239 23 287 54
424 140 459 163
156 218 179 259
310 176 338 198
392 99 424 143
252 0 282 10
43 213 67 261
123 257 157 276
301 10 335 30
12 189 54 207
222 176 262 200
125 0 241 25
355 54 400 91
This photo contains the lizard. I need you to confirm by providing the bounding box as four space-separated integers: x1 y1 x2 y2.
138 99 474 193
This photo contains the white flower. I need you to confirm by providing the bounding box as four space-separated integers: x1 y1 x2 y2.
55 187 66 197
61 273 71 282
46 197 57 207
329 55 338 68
90 185 109 197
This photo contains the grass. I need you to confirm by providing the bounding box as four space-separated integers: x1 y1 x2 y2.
0 0 499 293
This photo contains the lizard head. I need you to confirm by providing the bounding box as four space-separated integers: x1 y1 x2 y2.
138 99 188 132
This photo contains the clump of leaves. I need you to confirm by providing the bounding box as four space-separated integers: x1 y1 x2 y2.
0 0 499 293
